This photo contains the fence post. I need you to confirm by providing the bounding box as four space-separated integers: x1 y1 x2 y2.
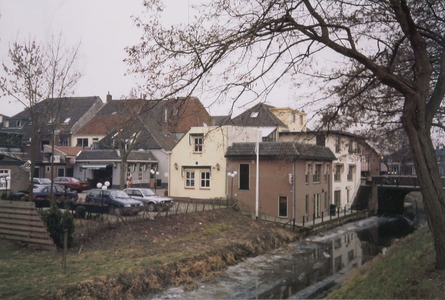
313 213 315 225
303 215 305 227
321 211 324 223
175 202 180 215
62 229 67 270
293 218 295 231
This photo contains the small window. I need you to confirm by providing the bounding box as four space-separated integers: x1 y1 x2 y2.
194 137 203 153
305 195 309 215
335 136 341 153
316 135 325 146
313 164 321 183
250 112 259 118
185 171 195 188
77 138 89 147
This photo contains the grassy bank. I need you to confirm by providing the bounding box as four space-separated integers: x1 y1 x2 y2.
0 209 294 299
327 224 445 299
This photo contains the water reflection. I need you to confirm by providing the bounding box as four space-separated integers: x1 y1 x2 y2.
151 217 418 299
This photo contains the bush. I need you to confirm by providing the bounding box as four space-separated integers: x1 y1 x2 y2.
75 206 86 219
44 204 75 248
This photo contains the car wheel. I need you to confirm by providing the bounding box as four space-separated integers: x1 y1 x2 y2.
147 203 156 212
113 206 123 216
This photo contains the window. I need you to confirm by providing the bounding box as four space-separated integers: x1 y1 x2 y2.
77 138 89 147
347 166 354 181
334 166 341 181
279 196 287 217
334 190 341 206
316 134 325 146
250 112 259 118
313 164 321 183
138 164 143 180
239 164 249 190
335 136 340 153
185 171 195 188
40 140 50 152
200 171 210 188
57 168 65 177
61 140 69 146
194 137 203 153
0 169 11 190
305 195 309 215
348 250 354 262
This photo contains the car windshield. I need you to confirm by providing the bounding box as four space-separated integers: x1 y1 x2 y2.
71 177 80 182
141 189 157 196
110 190 130 199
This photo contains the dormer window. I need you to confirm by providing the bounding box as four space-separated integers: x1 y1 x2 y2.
250 112 259 118
63 118 71 125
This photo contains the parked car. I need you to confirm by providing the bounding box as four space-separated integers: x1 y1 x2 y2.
53 177 90 192
123 188 174 212
85 189 144 215
32 178 52 185
16 184 79 201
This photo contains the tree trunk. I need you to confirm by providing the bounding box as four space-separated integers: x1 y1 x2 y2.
403 103 445 270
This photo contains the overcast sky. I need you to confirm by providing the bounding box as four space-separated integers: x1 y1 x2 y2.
0 0 309 119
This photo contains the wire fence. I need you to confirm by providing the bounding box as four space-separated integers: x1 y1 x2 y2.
72 199 236 247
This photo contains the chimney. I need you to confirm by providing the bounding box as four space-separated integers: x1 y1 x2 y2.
106 92 112 103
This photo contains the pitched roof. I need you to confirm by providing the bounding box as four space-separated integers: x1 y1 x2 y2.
75 149 158 162
231 103 286 127
43 145 86 156
1 96 103 139
226 142 336 161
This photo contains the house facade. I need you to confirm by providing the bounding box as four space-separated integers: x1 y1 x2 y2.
169 126 264 200
0 152 27 196
0 96 103 178
280 131 363 210
225 142 336 221
73 149 158 189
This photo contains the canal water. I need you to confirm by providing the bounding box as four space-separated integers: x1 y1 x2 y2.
150 215 422 299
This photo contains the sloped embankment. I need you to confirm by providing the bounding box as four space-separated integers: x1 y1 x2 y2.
49 209 295 300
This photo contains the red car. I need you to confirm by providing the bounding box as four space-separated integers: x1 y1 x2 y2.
53 177 90 193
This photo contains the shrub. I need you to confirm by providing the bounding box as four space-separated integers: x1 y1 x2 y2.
44 204 75 248
75 206 86 219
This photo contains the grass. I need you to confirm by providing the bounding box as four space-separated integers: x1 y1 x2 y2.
327 225 445 299
0 209 293 299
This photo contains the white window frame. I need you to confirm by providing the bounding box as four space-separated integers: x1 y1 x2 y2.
194 137 203 153
200 171 211 189
185 171 195 188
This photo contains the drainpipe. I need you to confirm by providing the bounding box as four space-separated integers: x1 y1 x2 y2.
255 129 260 220
292 160 295 222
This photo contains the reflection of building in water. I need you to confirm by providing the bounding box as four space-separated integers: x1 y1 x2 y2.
327 232 363 273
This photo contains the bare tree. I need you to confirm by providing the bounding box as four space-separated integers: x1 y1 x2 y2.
127 0 445 269
0 34 82 199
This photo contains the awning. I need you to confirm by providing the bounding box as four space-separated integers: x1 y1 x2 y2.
82 163 111 170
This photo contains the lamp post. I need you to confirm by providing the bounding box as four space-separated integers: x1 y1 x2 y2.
150 169 160 193
227 171 237 204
